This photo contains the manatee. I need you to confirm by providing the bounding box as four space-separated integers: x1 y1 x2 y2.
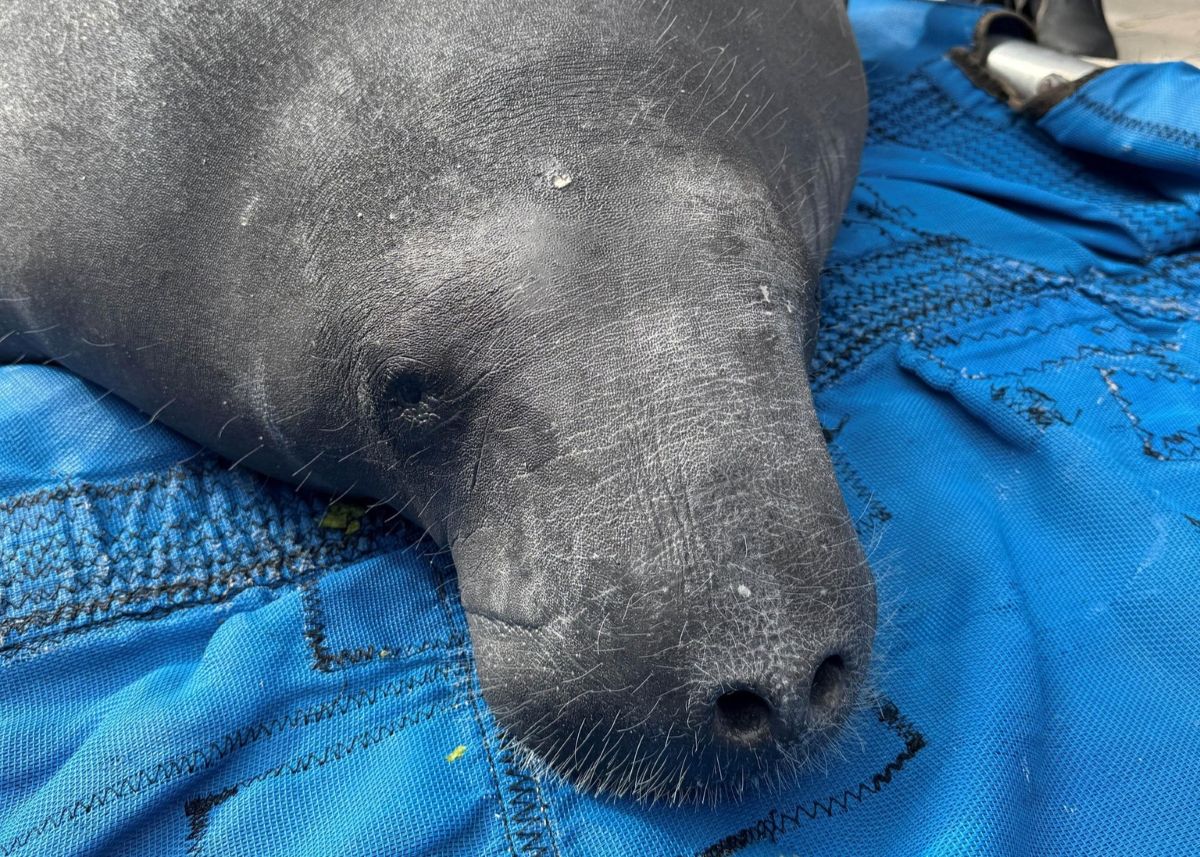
0 0 874 802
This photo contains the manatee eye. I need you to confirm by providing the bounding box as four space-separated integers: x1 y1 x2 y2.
362 362 441 436
386 370 426 407
366 359 451 432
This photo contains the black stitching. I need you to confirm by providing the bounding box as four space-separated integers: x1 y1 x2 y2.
920 320 1120 351
0 456 423 652
183 786 239 856
1 505 328 591
297 575 467 672
1 665 462 856
1100 366 1200 461
909 336 1179 384
427 547 530 849
828 442 892 528
1068 91 1200 152
0 461 209 516
493 736 563 857
1 539 381 654
989 384 1081 430
814 240 1082 388
693 699 926 857
180 703 458 856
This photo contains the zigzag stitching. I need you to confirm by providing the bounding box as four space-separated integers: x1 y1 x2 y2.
0 477 381 587
1099 367 1200 462
0 458 237 516
1069 91 1200 151
911 336 1177 385
1106 366 1200 385
0 455 404 553
827 442 891 528
180 701 462 855
0 526 374 606
826 234 972 275
1 535 389 646
495 738 562 857
1 664 463 856
814 286 1077 389
817 248 1083 371
695 700 926 857
297 574 465 674
918 320 1120 350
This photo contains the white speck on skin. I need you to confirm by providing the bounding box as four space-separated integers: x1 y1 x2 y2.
239 194 260 227
737 584 751 598
549 171 573 189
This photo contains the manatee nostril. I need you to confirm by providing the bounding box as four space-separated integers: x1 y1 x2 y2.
714 689 773 745
808 654 847 714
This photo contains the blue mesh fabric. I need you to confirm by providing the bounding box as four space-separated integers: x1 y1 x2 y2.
3 1 1199 854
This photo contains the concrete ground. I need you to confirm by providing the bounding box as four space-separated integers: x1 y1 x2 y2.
1106 0 1200 64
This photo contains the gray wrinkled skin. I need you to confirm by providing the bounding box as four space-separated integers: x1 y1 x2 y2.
0 0 874 803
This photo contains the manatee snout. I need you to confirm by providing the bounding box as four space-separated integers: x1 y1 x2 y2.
440 216 877 800
463 436 877 803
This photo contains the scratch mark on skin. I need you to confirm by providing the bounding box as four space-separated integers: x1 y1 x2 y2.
399 445 432 468
655 14 679 47
217 415 240 439
412 487 446 543
80 336 116 347
469 414 492 493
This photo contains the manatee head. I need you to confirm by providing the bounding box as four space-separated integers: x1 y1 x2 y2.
322 141 875 803
286 1 873 805
456 169 874 804
0 0 873 805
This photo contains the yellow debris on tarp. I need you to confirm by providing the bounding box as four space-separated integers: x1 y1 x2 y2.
319 502 366 535
445 745 467 763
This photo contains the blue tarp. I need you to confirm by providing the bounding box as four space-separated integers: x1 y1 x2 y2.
3 1 1199 854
